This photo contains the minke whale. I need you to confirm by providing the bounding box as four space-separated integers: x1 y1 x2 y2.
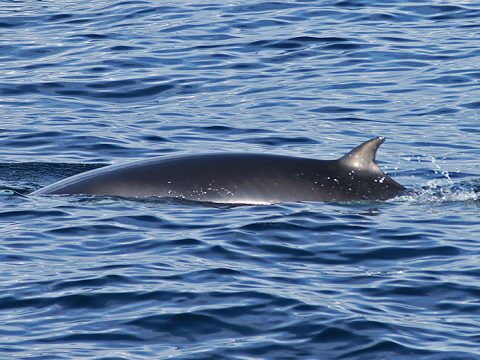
32 137 406 204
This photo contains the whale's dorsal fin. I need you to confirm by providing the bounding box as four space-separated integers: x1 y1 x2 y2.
339 136 385 172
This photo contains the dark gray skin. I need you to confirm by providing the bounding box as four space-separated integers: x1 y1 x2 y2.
32 137 406 204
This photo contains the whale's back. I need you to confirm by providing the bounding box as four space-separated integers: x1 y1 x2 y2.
32 138 406 204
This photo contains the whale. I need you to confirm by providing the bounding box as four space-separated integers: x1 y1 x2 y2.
31 137 406 204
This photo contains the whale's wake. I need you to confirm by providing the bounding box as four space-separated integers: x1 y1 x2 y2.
392 178 480 204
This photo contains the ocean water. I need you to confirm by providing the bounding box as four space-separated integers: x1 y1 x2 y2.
1 1 480 359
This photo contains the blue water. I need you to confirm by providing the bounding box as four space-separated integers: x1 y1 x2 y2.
1 1 480 358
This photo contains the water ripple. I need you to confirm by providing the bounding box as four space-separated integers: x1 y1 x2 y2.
1 0 480 359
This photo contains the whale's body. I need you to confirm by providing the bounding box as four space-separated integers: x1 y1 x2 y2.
32 137 406 204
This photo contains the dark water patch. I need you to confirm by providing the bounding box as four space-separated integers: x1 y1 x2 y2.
110 45 142 51
0 162 104 191
69 33 109 40
127 312 254 340
311 106 362 114
87 66 109 73
462 101 480 109
0 14 42 29
228 62 263 70
0 84 40 95
239 136 318 146
0 21 22 28
69 84 173 99
140 134 171 142
290 36 350 43
0 80 175 103
47 13 73 22
417 75 471 85
1 130 63 146
0 210 67 221
353 99 391 105
460 127 480 134
247 36 352 52
311 325 370 351
197 125 271 135
342 340 434 359
47 224 132 237
323 43 369 51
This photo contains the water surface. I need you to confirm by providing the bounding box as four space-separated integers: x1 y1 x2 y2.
1 1 480 359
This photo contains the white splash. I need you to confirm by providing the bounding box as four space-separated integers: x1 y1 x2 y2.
392 178 480 204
